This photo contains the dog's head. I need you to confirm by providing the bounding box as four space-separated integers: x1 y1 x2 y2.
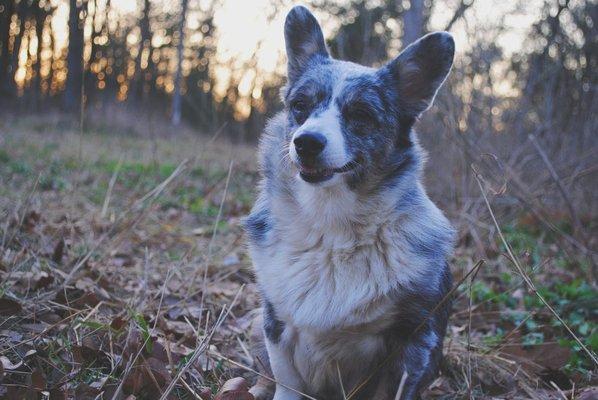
282 6 454 189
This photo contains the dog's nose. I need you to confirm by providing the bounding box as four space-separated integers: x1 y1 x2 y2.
294 132 326 158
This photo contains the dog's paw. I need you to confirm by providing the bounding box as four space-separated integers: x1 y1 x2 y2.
248 377 274 400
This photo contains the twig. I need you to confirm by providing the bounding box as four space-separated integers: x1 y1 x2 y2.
473 167 598 366
61 159 188 289
158 284 245 400
528 134 584 239
337 361 348 400
101 156 123 218
186 159 234 306
394 371 409 400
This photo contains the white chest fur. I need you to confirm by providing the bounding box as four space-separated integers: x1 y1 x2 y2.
249 182 429 333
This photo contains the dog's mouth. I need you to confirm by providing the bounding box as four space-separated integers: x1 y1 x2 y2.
298 160 358 184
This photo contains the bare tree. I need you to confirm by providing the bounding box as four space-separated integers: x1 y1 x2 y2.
402 0 424 45
132 0 152 102
171 0 188 125
64 0 86 112
0 0 15 94
7 0 29 96
32 2 53 104
444 0 474 31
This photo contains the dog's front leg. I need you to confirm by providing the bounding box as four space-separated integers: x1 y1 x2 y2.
266 338 305 400
261 301 305 400
393 330 444 400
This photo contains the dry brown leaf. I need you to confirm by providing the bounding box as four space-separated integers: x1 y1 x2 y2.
145 356 171 387
112 253 136 268
123 367 145 395
55 290 100 309
72 344 100 365
30 368 46 391
0 297 22 316
49 387 67 399
198 387 212 400
214 377 254 400
52 239 65 264
110 316 128 331
34 271 55 290
501 341 571 371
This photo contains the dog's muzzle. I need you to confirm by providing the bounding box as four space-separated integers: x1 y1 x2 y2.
297 160 358 184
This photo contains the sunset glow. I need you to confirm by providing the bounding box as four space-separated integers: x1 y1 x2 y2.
12 0 546 115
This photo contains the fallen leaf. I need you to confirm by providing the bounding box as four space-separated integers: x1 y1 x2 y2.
75 383 100 398
215 377 254 400
55 290 100 309
72 344 102 365
123 368 145 395
1 355 24 371
145 357 171 387
22 210 41 231
75 277 96 291
199 387 212 400
222 253 240 266
52 239 65 264
30 368 46 391
0 297 22 316
48 387 67 399
21 322 48 333
191 227 208 236
35 271 55 290
501 341 571 371
1 330 23 342
112 253 135 268
111 316 127 331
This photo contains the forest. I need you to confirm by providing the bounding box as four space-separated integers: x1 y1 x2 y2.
0 0 596 399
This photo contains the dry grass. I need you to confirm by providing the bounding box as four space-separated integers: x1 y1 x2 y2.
0 117 596 399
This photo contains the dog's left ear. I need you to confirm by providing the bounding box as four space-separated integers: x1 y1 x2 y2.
382 32 455 117
284 6 329 83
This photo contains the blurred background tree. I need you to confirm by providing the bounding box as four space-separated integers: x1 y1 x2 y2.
0 0 595 189
0 0 592 142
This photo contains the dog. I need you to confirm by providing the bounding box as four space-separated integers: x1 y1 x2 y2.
244 6 455 400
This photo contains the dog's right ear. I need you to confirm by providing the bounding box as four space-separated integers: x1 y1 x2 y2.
381 32 455 117
284 6 329 83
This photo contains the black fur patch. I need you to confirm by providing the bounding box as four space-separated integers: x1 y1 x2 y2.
263 300 285 344
244 208 271 244
404 228 453 263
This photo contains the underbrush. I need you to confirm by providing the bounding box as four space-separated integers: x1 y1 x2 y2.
0 124 596 399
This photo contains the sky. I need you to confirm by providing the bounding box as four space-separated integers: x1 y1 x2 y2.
36 0 549 107
48 0 545 71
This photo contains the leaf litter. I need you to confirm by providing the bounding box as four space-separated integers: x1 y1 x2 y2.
0 130 595 399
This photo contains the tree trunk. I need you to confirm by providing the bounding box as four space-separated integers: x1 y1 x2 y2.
33 3 45 104
8 0 28 95
171 0 188 126
64 0 85 112
133 0 151 102
0 0 15 94
402 0 424 46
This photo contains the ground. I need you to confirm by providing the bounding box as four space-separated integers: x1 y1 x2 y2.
0 116 596 399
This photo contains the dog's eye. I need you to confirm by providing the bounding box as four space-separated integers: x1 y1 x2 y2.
349 107 376 123
290 100 311 124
